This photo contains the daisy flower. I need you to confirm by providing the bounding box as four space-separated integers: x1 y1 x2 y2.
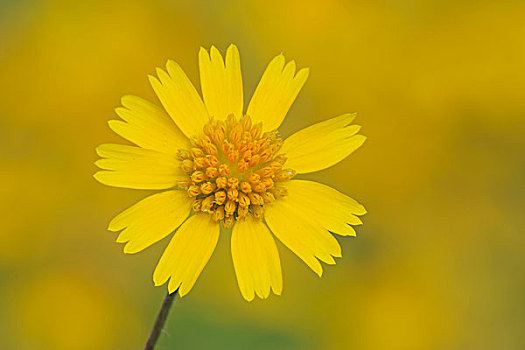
94 44 366 301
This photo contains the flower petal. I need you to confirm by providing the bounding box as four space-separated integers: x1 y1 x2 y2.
94 144 186 190
108 190 192 254
265 180 365 276
282 180 366 236
149 60 209 138
199 44 243 120
231 214 282 301
247 54 309 131
109 95 189 156
153 214 220 297
280 114 366 174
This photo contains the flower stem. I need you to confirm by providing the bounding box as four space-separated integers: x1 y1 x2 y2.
144 289 178 350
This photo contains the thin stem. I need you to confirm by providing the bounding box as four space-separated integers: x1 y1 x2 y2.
144 290 178 350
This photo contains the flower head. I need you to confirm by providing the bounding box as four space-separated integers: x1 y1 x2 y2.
94 45 366 301
175 114 295 228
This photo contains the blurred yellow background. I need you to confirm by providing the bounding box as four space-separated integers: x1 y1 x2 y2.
1 0 524 349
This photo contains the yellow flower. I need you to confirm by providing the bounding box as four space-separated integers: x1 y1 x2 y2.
94 45 366 301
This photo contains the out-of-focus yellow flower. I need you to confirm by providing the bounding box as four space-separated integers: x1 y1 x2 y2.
5 271 142 350
94 44 366 301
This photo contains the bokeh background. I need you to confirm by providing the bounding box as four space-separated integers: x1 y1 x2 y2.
1 0 524 349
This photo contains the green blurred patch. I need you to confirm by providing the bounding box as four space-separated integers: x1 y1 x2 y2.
158 303 314 350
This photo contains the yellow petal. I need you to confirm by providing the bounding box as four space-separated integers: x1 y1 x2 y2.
153 214 220 297
247 54 309 131
231 214 282 301
280 113 366 174
265 200 338 277
149 60 209 138
108 190 192 254
199 44 243 120
94 144 185 189
283 180 366 236
265 180 365 276
109 95 189 156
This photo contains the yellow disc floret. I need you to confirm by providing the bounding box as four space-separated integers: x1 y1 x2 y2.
176 114 296 228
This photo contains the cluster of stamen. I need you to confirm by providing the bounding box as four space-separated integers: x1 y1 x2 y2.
176 114 296 228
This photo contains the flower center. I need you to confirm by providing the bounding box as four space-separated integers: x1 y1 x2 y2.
176 114 296 228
